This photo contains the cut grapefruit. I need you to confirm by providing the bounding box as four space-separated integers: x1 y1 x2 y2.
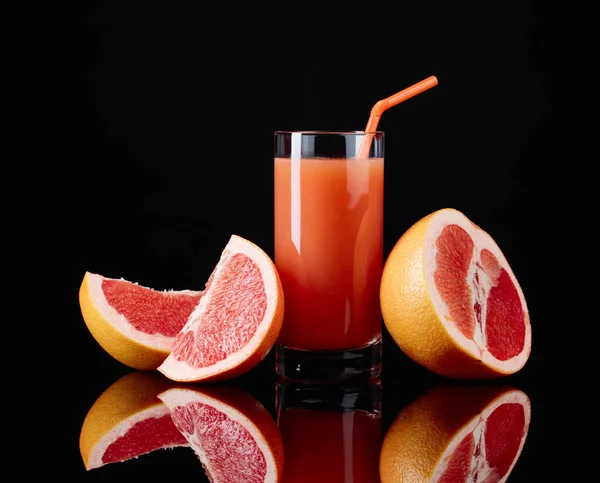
158 385 284 482
379 383 531 483
157 234 284 382
79 371 188 471
79 271 203 370
380 208 531 379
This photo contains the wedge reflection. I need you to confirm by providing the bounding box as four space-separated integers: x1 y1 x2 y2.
158 384 284 482
79 371 188 471
379 383 531 483
276 378 382 483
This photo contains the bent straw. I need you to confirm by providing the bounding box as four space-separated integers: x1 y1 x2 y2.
358 75 438 159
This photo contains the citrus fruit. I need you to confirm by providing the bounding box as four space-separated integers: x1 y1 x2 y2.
79 271 204 370
157 234 284 382
379 383 531 483
380 208 531 379
79 371 188 471
158 384 284 482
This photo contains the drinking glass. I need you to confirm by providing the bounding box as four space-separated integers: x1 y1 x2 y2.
274 130 384 382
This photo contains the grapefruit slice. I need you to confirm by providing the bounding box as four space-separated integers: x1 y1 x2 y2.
79 271 203 370
157 234 284 382
158 385 284 483
380 208 531 379
379 383 531 483
79 371 188 471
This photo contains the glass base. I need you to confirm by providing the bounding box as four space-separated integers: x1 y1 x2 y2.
275 340 382 383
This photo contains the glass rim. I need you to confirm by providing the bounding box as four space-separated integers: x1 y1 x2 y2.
274 130 384 135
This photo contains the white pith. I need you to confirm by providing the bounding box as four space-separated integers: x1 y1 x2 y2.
424 210 531 370
430 389 531 483
86 405 186 470
158 388 279 482
86 273 202 351
157 235 280 380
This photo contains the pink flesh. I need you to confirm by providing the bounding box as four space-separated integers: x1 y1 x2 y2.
439 433 473 483
484 403 526 478
171 402 267 483
433 224 526 360
102 414 188 464
171 253 267 367
103 280 202 336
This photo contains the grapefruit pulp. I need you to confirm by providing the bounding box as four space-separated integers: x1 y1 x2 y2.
79 271 203 370
157 234 284 382
158 385 284 482
379 383 531 483
380 208 531 379
79 371 188 471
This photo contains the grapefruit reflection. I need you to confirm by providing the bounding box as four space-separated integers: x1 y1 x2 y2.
379 383 531 483
158 384 284 483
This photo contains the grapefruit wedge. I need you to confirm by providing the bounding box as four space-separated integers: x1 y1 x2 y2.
79 271 203 370
157 234 284 382
158 385 284 483
79 371 188 471
380 208 531 379
379 383 531 483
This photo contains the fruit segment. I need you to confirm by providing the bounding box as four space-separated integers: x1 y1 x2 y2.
158 234 284 382
79 271 203 370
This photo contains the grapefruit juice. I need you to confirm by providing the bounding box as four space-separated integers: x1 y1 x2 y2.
274 150 384 351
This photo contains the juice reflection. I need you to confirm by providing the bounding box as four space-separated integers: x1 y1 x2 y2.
276 378 382 483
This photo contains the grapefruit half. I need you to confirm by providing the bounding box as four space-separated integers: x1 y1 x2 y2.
380 208 531 379
379 383 531 483
158 385 284 483
79 371 188 471
79 271 203 370
157 234 284 382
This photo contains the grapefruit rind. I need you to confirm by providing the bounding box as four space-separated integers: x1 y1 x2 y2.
157 235 284 382
158 386 284 483
380 208 531 379
79 272 203 371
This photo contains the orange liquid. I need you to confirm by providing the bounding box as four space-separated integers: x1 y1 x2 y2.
278 409 381 483
274 156 384 350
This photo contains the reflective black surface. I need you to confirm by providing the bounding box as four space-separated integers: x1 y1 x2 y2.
64 317 543 481
57 3 549 481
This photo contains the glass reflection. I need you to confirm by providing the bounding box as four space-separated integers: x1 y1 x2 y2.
276 377 382 483
379 383 531 483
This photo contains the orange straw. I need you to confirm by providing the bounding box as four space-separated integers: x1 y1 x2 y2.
358 75 438 158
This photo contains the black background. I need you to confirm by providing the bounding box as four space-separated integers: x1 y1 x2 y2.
57 3 550 481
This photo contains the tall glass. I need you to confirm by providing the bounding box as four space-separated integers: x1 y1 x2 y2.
274 131 384 382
